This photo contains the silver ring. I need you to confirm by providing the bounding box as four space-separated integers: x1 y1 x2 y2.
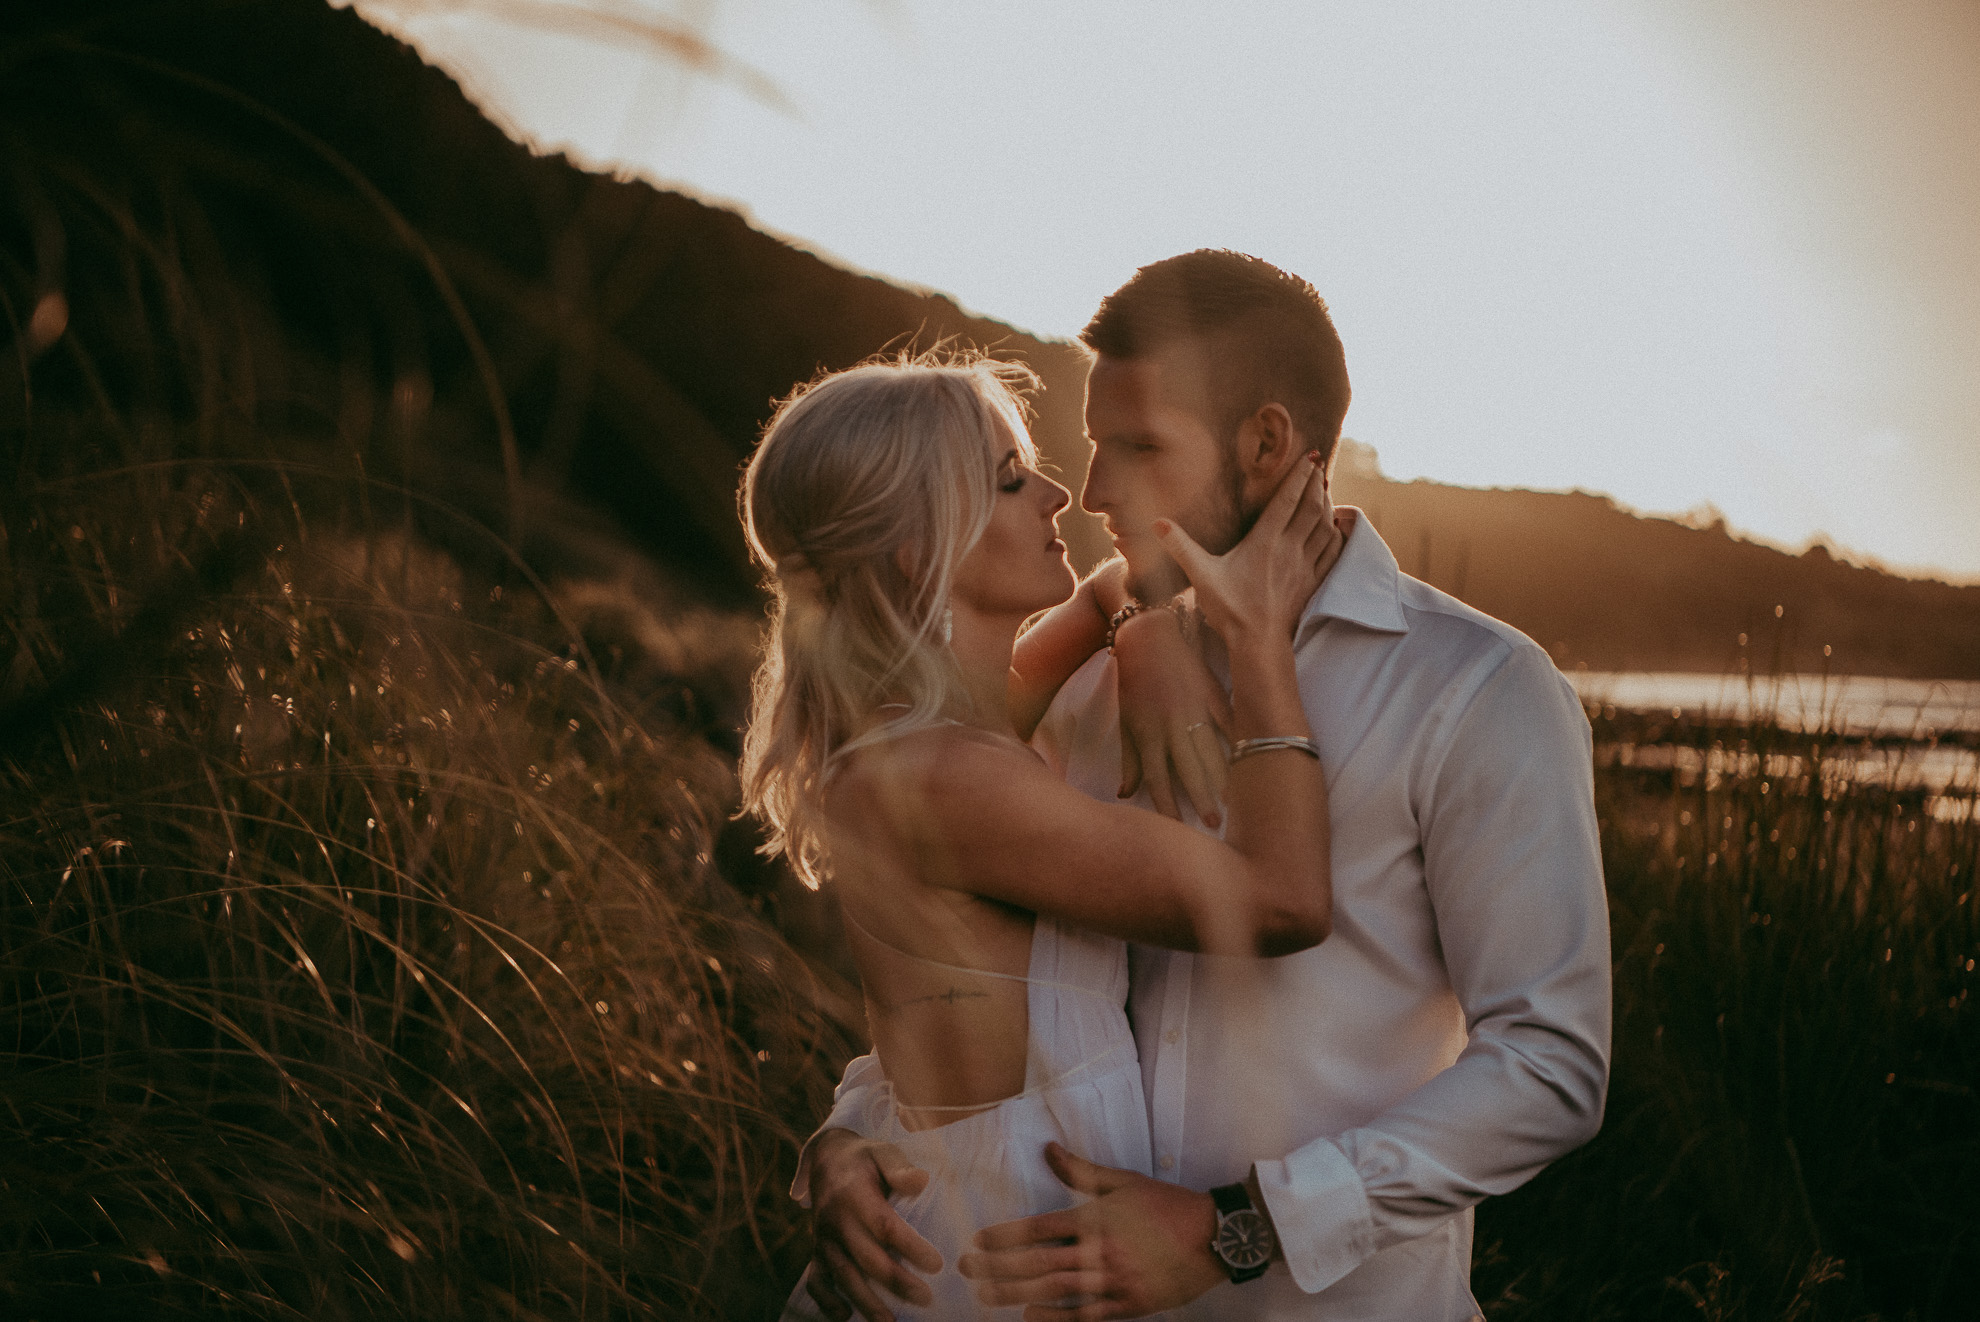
1185 721 1211 734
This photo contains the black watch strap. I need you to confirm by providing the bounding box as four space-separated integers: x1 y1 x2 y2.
1211 1182 1252 1216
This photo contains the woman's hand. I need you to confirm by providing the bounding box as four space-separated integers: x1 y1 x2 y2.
1112 607 1232 825
1155 453 1347 649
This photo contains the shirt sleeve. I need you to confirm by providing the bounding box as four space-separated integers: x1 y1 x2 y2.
1253 641 1612 1293
788 1050 889 1207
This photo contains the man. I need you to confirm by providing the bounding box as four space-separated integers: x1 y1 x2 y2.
799 250 1611 1320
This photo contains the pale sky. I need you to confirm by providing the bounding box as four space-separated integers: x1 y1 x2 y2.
361 0 1980 582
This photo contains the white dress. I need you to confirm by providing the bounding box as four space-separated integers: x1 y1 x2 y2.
783 915 1156 1320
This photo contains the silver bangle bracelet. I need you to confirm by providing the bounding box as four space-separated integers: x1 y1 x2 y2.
1228 736 1321 763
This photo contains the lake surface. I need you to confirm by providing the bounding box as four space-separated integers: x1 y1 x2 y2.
1565 671 1980 737
1568 671 1980 819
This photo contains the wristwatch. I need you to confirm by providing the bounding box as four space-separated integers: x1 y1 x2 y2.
1208 1181 1276 1284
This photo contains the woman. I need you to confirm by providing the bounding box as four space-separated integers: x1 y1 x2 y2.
740 355 1340 1319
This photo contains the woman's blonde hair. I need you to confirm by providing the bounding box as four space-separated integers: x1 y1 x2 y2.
738 353 1041 887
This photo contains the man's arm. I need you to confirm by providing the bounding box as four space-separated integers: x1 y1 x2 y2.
961 641 1609 1315
1254 641 1610 1292
789 1052 883 1205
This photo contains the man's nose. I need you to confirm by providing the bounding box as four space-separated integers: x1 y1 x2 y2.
1079 455 1109 515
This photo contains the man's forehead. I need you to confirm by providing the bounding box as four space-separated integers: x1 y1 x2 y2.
1086 343 1214 420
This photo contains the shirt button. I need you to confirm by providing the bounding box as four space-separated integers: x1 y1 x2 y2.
1158 1154 1175 1171
1163 1029 1180 1045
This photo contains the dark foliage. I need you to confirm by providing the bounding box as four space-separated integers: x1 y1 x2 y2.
1475 705 1979 1320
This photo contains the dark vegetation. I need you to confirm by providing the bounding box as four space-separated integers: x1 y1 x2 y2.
2 482 847 1319
3 1 1974 1318
1474 701 1978 1320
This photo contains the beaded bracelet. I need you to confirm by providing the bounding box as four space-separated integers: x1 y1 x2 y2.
1229 735 1321 763
1105 596 1195 650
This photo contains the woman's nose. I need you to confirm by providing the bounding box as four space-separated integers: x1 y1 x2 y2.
1042 474 1071 515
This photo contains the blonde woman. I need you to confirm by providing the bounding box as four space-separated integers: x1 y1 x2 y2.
740 356 1342 1320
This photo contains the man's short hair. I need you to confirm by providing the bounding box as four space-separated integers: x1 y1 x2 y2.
1080 250 1350 465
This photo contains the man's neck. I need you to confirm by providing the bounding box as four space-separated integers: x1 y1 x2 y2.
1127 562 1188 605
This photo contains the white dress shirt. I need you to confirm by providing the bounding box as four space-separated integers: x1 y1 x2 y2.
809 514 1610 1320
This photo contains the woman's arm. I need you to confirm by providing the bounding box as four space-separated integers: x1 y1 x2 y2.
1013 557 1235 825
881 735 1321 956
894 458 1343 957
1110 604 1233 825
1007 558 1131 741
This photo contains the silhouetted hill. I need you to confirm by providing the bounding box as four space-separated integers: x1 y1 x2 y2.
2 0 1101 606
7 0 1971 679
1332 443 1980 679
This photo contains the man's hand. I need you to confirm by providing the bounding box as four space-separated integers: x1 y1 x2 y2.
1113 606 1231 826
803 1128 942 1321
958 1143 1226 1321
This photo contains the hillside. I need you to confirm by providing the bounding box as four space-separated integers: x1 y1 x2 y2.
1 0 1100 611
4 0 1973 679
1331 443 1980 678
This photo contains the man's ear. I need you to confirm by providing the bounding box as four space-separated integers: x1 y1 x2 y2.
1236 402 1302 483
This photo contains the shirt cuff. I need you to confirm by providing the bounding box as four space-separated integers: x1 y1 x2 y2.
789 1052 887 1206
1253 1138 1378 1294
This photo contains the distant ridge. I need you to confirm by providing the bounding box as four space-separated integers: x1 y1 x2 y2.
1331 444 1980 679
10 0 1972 679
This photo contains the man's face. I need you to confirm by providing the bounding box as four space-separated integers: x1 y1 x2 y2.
1081 341 1243 600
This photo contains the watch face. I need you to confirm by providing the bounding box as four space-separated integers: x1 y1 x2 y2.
1213 1208 1274 1271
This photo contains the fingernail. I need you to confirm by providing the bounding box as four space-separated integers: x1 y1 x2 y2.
1306 449 1321 463
1152 519 1171 536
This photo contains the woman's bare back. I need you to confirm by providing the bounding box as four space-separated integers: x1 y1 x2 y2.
824 726 1043 1123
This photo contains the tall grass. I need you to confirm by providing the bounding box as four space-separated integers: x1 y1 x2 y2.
1475 704 1979 1320
2 5 865 1311
0 464 857 1320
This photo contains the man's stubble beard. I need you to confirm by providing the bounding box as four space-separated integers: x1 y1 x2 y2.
1124 438 1256 603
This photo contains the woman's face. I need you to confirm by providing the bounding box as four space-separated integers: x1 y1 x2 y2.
949 423 1075 623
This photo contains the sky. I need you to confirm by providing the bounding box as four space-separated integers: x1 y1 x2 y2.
359 0 1980 582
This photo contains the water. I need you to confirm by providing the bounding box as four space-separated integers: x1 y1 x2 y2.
1568 671 1980 820
1566 671 1980 738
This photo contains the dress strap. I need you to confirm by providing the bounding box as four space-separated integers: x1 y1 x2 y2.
841 905 1035 987
841 906 1117 1005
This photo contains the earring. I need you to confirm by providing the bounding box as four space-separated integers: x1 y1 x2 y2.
941 607 954 645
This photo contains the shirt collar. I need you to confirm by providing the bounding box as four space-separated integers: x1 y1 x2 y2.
1295 508 1409 642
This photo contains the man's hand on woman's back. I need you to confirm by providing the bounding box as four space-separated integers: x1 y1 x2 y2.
803 1128 940 1321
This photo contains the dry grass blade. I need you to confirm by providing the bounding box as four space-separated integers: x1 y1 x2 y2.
357 0 799 115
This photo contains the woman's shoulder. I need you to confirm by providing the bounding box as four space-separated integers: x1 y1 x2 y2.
830 722 1048 817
